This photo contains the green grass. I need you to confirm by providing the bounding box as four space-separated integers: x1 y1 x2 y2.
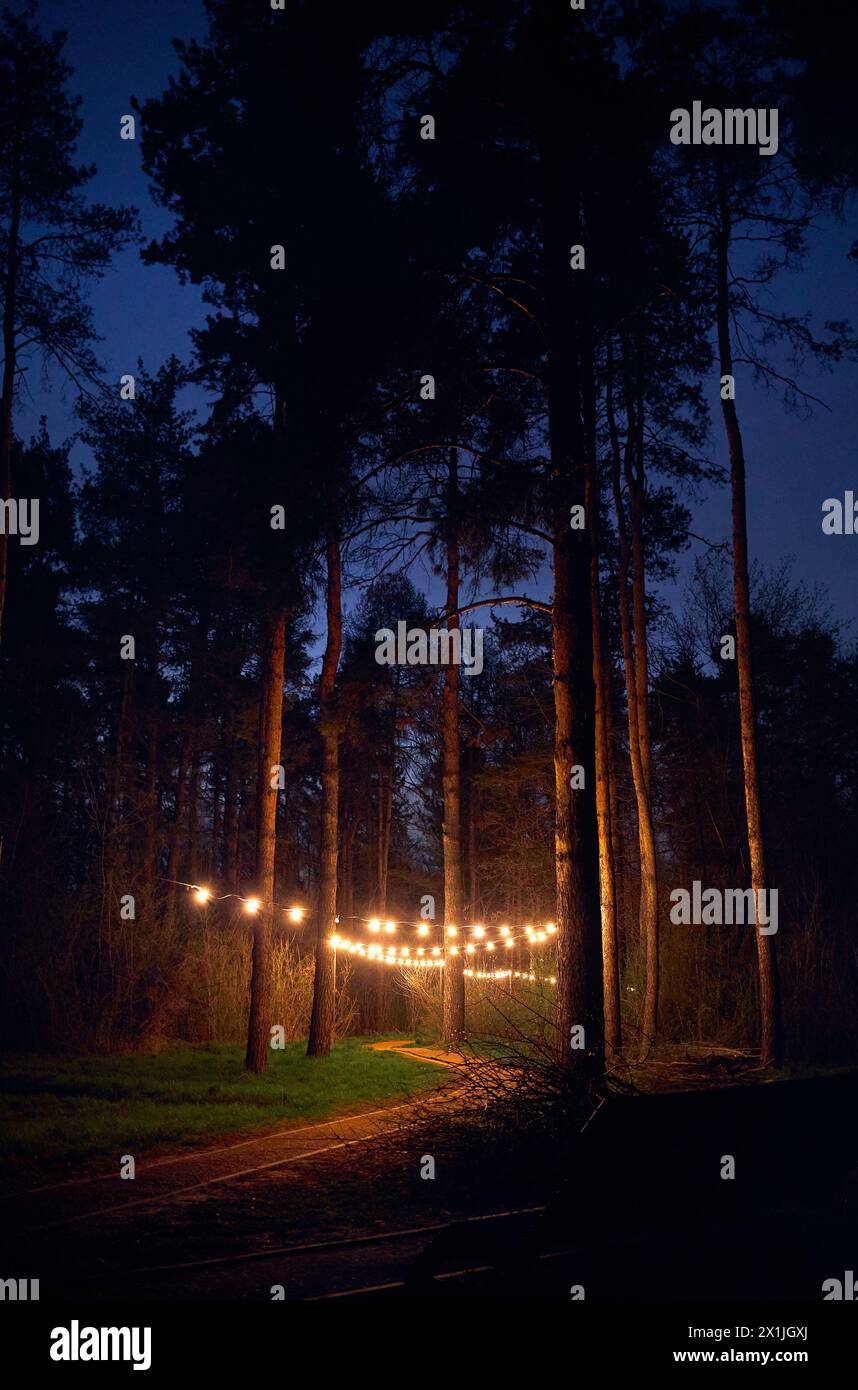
0 1037 448 1178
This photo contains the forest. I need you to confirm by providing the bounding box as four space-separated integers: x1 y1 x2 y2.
1 0 857 1103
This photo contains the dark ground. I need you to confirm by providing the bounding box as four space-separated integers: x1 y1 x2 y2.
2 1056 856 1302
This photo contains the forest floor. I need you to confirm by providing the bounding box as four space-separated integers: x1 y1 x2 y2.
0 1036 450 1183
1 1043 856 1301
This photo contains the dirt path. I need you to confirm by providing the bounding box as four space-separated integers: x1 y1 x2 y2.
369 1040 466 1067
2 1072 463 1233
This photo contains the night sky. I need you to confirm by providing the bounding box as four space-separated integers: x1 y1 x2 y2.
19 0 858 633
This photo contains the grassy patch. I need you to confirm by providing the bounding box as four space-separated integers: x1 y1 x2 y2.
0 1037 448 1178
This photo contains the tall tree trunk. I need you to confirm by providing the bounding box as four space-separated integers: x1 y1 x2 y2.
245 604 287 1072
307 530 343 1057
584 351 621 1057
442 448 465 1044
539 32 603 1073
715 204 782 1068
607 345 658 1059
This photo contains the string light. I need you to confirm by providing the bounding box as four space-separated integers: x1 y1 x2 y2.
320 931 556 984
172 880 558 948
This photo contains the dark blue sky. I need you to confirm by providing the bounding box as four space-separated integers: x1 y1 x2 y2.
18 0 858 640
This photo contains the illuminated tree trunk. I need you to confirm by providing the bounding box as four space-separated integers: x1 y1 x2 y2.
442 449 466 1044
539 17 603 1076
584 354 620 1057
715 208 782 1068
307 530 342 1057
607 349 658 1060
245 603 287 1072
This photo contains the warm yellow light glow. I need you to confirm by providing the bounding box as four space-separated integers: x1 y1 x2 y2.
486 942 495 952
384 921 395 935
330 934 341 948
431 947 440 957
417 923 430 937
472 924 485 938
446 925 458 937
505 939 515 949
244 896 262 914
287 906 304 924
500 925 510 937
194 887 211 904
466 943 475 955
449 945 459 956
368 917 381 932
546 922 557 934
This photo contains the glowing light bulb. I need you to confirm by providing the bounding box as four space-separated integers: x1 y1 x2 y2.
330 934 341 948
384 921 395 935
472 925 485 939
368 917 381 933
194 887 211 905
287 906 304 924
546 922 557 934
446 925 458 938
500 925 510 937
417 923 429 937
486 941 495 952
466 944 475 955
505 939 514 949
449 945 459 956
244 897 261 914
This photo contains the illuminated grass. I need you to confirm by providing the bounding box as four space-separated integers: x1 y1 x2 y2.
0 1037 448 1177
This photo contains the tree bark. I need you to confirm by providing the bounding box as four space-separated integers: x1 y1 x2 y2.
584 349 621 1057
245 603 287 1072
714 203 782 1068
540 99 603 1076
607 344 659 1059
307 530 342 1056
442 448 465 1044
